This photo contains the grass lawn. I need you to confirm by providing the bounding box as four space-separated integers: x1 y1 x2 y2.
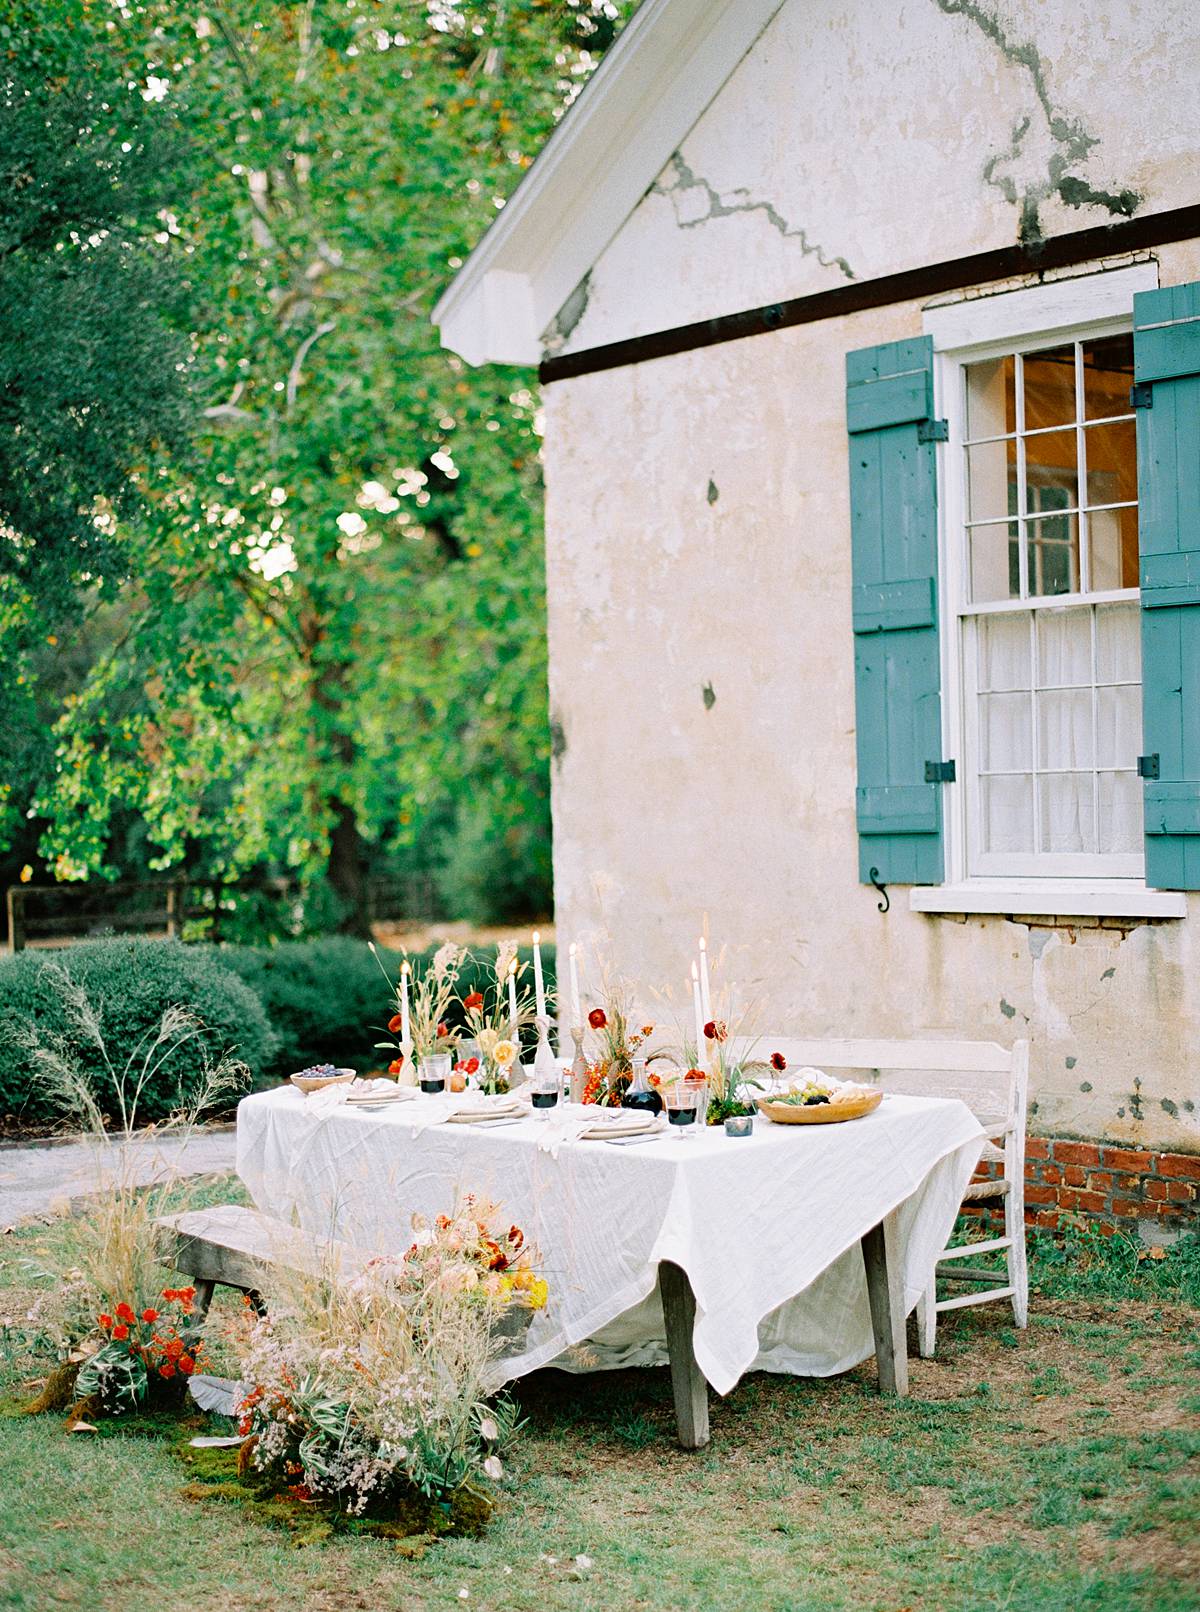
1 1185 1197 1612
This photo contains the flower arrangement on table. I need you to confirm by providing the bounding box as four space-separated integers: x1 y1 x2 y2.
372 941 464 1078
457 943 536 1094
578 981 665 1106
230 1192 542 1528
73 1286 208 1416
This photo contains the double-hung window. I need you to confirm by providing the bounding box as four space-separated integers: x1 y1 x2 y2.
847 265 1200 913
951 329 1143 880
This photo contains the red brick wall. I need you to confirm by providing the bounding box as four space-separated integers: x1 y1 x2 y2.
970 1138 1200 1236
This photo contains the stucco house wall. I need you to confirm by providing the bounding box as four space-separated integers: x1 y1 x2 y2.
538 0 1200 1163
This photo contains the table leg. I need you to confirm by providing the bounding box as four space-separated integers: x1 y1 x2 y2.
658 1261 710 1449
861 1212 909 1398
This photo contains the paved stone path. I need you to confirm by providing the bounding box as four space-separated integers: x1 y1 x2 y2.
0 1125 238 1227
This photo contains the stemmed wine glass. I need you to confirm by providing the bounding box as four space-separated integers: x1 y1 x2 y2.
665 1079 705 1140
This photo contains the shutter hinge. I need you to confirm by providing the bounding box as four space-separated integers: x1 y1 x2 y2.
917 418 950 443
1137 753 1160 779
925 759 957 783
1130 383 1153 409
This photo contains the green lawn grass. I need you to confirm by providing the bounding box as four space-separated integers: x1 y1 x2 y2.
2 1191 1197 1612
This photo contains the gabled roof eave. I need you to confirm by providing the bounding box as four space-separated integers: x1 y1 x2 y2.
432 0 787 367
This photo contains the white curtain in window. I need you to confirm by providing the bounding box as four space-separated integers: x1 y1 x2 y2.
978 604 1142 858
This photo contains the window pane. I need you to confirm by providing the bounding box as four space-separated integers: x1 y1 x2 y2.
1025 431 1079 511
982 773 1034 854
966 438 1015 523
1096 684 1141 769
980 612 1031 690
1038 773 1092 853
1037 607 1091 685
1095 602 1141 684
1098 770 1142 854
981 691 1032 771
969 521 1020 603
1023 344 1077 430
965 355 1015 439
1089 504 1139 591
1027 512 1079 596
1037 688 1093 769
1083 419 1137 507
1082 332 1134 420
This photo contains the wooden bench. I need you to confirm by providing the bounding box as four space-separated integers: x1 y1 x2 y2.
155 1204 371 1316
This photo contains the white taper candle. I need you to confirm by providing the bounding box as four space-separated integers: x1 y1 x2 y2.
532 930 546 1018
698 936 712 1020
569 942 582 1026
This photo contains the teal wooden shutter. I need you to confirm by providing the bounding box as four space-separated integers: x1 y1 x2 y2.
847 336 944 885
1134 283 1200 889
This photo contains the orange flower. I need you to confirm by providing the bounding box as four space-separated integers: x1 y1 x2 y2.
437 1021 449 1038
464 990 484 1011
98 1313 113 1330
141 1307 159 1324
166 1337 184 1360
388 1013 404 1033
115 1302 135 1323
388 1058 404 1076
159 1363 176 1379
112 1324 129 1341
178 1354 195 1375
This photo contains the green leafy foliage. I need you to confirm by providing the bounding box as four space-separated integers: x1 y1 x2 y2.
1 0 633 925
0 939 277 1123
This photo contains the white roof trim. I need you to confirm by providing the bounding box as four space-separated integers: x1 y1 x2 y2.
432 0 787 367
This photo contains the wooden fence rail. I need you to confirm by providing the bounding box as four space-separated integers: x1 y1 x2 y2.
5 874 438 953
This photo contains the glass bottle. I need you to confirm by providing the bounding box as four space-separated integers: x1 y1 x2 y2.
621 1057 663 1115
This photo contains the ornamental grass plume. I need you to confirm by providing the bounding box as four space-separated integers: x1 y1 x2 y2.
15 964 248 1409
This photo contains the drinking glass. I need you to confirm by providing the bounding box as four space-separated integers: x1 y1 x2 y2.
665 1080 704 1140
419 1052 451 1095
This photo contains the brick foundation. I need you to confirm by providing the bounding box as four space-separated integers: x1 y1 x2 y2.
969 1137 1200 1238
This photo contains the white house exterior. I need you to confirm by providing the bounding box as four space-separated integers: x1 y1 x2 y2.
437 0 1200 1226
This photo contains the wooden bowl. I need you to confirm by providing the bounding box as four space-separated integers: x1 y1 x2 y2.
290 1068 357 1095
756 1089 883 1125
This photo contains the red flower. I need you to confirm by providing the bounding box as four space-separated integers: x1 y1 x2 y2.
98 1313 113 1330
388 1013 404 1033
466 1057 479 1074
141 1307 159 1324
588 1008 607 1030
703 1020 727 1043
115 1302 135 1323
159 1363 176 1379
165 1337 184 1360
388 1057 405 1076
437 1021 449 1038
178 1354 195 1376
112 1324 129 1341
770 1051 787 1072
464 991 485 1011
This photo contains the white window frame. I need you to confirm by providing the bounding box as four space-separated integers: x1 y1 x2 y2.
912 263 1186 920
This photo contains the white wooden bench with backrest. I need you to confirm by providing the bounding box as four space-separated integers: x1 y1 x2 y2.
735 1036 1030 1357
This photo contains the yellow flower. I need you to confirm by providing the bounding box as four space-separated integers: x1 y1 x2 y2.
525 1276 549 1310
492 1039 517 1068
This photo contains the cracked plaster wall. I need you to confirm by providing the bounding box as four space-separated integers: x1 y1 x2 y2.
544 102 1200 1166
547 0 1200 355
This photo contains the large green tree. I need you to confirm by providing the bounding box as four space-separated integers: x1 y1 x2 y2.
6 0 629 930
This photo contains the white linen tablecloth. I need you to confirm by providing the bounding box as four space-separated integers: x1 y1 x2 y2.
236 1087 983 1396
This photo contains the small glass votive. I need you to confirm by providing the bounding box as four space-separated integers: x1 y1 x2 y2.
418 1052 451 1095
724 1113 753 1138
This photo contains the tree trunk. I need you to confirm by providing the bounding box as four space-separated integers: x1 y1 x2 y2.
327 793 371 937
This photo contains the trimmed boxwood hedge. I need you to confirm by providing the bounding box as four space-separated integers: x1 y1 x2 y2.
0 936 557 1123
218 937 557 1079
0 938 278 1126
